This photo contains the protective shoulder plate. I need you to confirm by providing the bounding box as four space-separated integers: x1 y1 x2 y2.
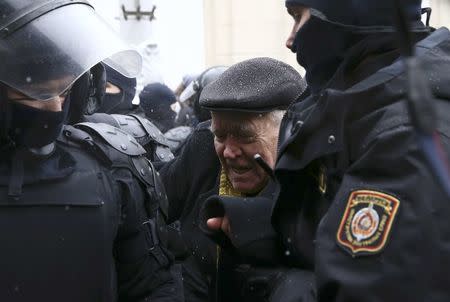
163 126 193 153
164 126 193 142
154 145 175 162
131 156 169 218
129 114 170 146
109 114 148 142
74 122 146 156
131 156 155 187
83 113 120 128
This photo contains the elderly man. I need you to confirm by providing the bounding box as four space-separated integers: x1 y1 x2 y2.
159 57 306 302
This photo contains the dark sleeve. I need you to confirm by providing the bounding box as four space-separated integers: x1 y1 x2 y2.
315 124 450 302
232 265 316 302
113 168 183 302
199 192 282 265
268 269 316 302
159 123 219 222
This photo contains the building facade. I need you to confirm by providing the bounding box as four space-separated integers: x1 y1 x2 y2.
203 0 301 72
203 0 450 72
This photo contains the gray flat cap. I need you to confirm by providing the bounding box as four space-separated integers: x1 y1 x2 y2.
199 57 306 112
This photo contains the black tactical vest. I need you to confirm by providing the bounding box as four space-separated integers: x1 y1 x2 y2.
0 122 169 302
0 146 118 301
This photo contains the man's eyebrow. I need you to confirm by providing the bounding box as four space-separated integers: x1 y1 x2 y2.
212 129 224 135
213 125 255 137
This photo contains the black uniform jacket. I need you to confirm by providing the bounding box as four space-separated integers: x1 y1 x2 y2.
274 27 450 301
0 125 182 302
159 121 221 302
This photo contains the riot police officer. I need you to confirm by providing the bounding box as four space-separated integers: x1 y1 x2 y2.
164 66 229 156
0 1 182 301
77 63 175 164
177 66 228 127
204 0 450 301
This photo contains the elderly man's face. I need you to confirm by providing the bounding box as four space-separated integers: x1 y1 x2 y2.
211 111 280 195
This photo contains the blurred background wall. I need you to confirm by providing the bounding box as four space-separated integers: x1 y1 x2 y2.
427 0 450 26
203 0 299 71
89 0 450 93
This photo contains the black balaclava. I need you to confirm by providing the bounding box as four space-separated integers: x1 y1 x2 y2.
139 83 176 132
7 94 71 149
286 0 424 93
0 88 72 198
99 64 137 114
291 14 365 93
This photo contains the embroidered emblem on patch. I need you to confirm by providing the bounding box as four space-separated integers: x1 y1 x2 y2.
337 190 400 256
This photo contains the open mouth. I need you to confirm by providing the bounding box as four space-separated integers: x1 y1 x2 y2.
230 166 252 175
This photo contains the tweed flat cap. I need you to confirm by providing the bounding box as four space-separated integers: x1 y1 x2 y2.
199 57 306 112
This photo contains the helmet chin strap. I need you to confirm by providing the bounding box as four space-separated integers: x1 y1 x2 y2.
6 139 56 200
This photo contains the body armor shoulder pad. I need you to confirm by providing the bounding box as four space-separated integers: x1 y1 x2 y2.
164 126 193 143
83 113 120 128
84 113 158 147
128 114 170 146
110 114 149 143
74 122 146 156
109 114 174 162
131 156 155 187
59 125 94 147
131 156 169 218
154 145 175 162
163 126 193 154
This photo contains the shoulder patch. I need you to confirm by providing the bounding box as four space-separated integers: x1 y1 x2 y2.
336 190 400 256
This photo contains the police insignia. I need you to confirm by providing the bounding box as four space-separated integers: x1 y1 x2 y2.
336 190 400 256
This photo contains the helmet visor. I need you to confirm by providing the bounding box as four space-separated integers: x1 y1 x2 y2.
179 81 197 103
0 3 142 101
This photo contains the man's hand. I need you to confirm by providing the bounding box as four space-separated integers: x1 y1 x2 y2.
207 216 231 237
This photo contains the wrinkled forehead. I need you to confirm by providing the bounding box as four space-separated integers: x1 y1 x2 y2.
211 111 266 123
211 111 268 133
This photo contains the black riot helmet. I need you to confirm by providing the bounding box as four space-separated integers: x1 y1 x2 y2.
0 0 142 101
0 0 141 149
180 66 228 123
285 0 423 31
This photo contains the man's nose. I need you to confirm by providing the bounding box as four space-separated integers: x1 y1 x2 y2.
286 34 294 49
223 141 242 159
286 26 297 50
